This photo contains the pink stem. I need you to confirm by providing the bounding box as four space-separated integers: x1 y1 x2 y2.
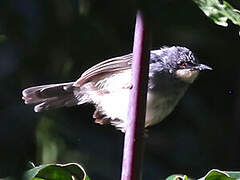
121 11 150 180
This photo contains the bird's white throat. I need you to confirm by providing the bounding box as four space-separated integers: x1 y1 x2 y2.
176 69 199 83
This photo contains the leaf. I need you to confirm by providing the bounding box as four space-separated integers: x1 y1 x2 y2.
24 164 50 179
226 171 240 179
198 169 236 180
23 163 90 180
166 174 188 180
193 0 240 27
166 169 240 180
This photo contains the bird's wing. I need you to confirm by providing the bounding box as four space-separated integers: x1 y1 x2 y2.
73 53 133 87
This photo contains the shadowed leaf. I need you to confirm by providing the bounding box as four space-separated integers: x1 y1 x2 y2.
167 169 240 180
23 163 90 180
193 0 240 27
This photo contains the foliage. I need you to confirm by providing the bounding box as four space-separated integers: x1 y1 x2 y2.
25 163 90 180
193 0 240 27
167 169 240 180
3 163 90 180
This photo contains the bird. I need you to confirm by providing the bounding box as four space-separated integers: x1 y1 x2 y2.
22 46 212 132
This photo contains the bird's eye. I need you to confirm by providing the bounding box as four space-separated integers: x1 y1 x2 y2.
179 61 186 67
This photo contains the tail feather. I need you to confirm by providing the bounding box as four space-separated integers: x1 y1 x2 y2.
33 94 78 112
22 82 79 112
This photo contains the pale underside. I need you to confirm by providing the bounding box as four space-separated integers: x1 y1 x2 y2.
76 69 185 131
22 49 199 132
72 51 196 131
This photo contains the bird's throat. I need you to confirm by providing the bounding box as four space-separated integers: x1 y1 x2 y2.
176 69 199 83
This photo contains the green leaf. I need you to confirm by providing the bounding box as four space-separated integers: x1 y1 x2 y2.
36 166 73 180
166 170 240 180
193 0 240 27
225 171 240 179
23 163 90 180
24 164 50 179
199 169 236 180
166 174 188 180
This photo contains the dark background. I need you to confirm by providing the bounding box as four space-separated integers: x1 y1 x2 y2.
0 0 240 179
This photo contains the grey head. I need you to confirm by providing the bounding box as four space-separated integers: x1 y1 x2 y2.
142 46 212 127
148 46 212 92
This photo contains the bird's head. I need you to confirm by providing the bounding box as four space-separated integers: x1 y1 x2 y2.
151 46 212 84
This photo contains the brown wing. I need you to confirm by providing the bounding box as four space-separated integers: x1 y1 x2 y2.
73 53 133 87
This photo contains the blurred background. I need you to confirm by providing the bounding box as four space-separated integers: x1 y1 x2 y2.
0 0 240 179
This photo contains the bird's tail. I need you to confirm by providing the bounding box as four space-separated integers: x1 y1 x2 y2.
22 82 79 112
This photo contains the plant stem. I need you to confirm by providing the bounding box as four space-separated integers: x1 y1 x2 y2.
121 11 150 180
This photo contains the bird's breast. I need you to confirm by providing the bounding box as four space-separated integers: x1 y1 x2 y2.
145 90 184 127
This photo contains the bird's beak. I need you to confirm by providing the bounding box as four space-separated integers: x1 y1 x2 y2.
191 64 212 71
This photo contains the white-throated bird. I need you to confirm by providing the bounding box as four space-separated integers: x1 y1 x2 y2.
22 46 212 132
